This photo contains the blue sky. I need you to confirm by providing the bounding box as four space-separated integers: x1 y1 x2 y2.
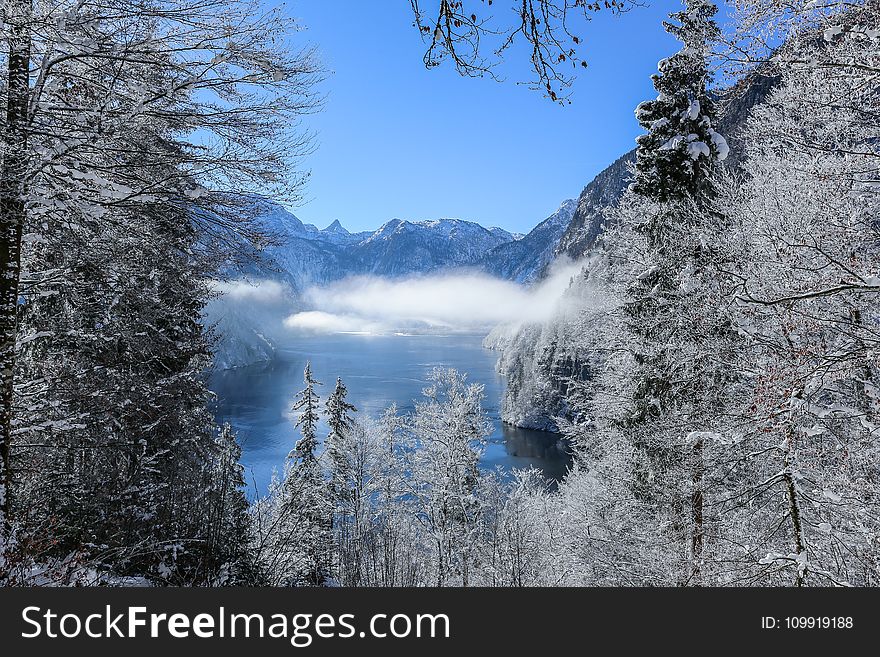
281 1 706 234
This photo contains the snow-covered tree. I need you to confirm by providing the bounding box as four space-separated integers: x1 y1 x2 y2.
400 368 491 586
324 377 358 508
279 362 332 585
203 423 253 584
291 362 323 465
0 0 321 542
542 0 739 585
632 0 727 202
11 188 247 581
728 0 877 77
717 28 880 585
355 404 429 587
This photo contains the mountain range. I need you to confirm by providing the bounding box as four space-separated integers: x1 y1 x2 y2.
207 65 778 371
232 196 575 294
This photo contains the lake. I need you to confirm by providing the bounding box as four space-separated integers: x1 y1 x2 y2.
209 333 571 496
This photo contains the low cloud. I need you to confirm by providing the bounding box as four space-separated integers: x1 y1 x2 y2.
204 279 298 367
284 311 389 335
209 279 287 303
284 259 584 335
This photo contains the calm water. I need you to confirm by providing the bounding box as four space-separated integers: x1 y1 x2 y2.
209 333 571 496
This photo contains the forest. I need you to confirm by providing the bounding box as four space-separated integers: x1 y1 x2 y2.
1 0 878 587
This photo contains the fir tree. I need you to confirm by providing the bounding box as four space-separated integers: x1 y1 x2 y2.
284 362 331 585
610 0 736 584
204 423 253 584
325 377 358 506
631 0 727 205
291 362 323 464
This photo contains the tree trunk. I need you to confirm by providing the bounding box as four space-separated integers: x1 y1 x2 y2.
690 437 704 585
783 425 805 587
0 0 32 535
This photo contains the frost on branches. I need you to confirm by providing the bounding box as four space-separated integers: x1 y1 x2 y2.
1 0 319 584
475 0 879 586
4 0 879 588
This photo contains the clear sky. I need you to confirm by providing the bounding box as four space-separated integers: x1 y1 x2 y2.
281 1 699 234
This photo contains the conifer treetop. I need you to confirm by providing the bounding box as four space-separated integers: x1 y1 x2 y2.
631 0 729 204
291 361 323 463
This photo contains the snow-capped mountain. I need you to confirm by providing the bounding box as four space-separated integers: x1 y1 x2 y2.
320 219 371 246
238 201 520 292
481 199 577 284
352 217 516 277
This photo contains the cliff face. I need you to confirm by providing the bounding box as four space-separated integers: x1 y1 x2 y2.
486 314 593 431
555 152 635 259
481 199 577 284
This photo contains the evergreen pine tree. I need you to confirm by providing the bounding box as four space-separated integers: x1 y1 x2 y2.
325 377 358 506
291 362 322 464
203 423 253 584
608 0 736 584
631 0 727 205
14 195 238 582
284 362 331 585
